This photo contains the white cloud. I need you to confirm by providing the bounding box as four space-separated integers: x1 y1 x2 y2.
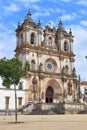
55 8 66 14
0 33 15 58
80 9 87 15
60 0 71 2
61 14 72 21
31 6 53 19
80 20 87 26
33 11 50 19
48 0 71 2
15 0 41 6
32 5 66 16
0 23 15 59
77 0 87 6
48 0 57 3
72 25 87 45
31 4 41 11
30 5 66 21
61 13 77 21
70 25 87 81
4 3 20 13
18 0 40 2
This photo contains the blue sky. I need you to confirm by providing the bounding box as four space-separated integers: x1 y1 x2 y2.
0 0 87 81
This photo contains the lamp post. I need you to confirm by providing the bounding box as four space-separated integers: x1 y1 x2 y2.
13 62 18 123
14 84 17 122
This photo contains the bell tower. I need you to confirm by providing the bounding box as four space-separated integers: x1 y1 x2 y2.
15 10 42 67
55 19 75 75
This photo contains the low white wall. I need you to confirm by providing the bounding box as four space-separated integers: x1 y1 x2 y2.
0 77 26 110
0 89 26 110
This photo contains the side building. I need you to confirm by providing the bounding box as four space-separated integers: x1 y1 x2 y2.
0 77 27 113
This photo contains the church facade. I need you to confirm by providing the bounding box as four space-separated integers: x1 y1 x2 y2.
15 10 80 105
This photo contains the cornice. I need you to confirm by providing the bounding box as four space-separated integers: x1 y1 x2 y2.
15 44 75 60
24 70 76 82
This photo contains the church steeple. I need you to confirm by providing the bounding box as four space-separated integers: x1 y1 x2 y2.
58 19 64 30
23 8 36 28
27 8 31 16
26 9 34 23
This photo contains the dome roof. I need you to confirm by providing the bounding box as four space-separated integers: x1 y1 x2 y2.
24 9 36 27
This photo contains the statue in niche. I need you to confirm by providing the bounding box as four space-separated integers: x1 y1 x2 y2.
39 62 43 71
68 80 72 95
63 90 66 97
72 67 76 76
62 66 68 75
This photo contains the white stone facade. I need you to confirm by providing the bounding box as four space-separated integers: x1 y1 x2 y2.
0 10 81 111
14 10 80 104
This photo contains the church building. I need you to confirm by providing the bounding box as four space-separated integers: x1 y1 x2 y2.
15 10 80 105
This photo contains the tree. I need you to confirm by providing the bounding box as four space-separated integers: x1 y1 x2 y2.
0 57 23 122
0 57 23 88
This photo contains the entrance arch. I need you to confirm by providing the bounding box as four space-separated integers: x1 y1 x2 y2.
46 87 54 103
45 79 63 103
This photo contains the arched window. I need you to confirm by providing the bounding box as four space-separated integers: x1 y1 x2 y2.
48 37 52 45
31 60 35 70
31 33 34 44
64 41 69 52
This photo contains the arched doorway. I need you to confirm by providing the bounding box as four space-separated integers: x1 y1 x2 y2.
46 87 54 103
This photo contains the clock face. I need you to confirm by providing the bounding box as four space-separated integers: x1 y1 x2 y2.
45 62 54 72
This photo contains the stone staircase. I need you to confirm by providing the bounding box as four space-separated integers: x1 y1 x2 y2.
17 102 34 114
17 102 86 115
21 103 65 115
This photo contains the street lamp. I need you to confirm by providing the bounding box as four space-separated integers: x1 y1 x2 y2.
14 84 17 122
13 63 18 123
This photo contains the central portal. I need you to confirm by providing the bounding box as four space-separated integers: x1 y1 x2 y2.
46 87 54 103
